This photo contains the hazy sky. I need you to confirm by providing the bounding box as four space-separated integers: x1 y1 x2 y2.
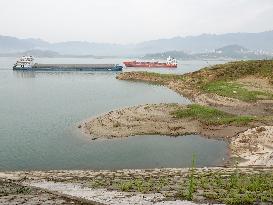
0 0 273 43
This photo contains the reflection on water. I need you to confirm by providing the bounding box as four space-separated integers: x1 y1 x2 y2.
13 70 36 78
12 70 121 79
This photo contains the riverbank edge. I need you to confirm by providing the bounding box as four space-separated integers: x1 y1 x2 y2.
81 102 273 167
1 167 272 205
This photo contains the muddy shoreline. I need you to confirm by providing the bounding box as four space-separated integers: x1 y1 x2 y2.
81 103 272 167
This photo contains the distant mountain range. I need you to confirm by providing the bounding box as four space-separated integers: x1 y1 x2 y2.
143 45 273 60
1 30 273 57
0 49 108 58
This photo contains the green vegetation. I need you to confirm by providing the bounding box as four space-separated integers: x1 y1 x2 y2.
202 81 273 102
204 60 273 82
138 60 273 84
118 181 134 192
181 158 272 205
197 60 273 102
15 186 31 194
136 60 273 102
139 71 185 82
116 173 273 204
172 104 255 125
87 170 273 205
185 154 196 200
196 171 273 205
144 60 273 83
0 180 32 197
115 179 154 193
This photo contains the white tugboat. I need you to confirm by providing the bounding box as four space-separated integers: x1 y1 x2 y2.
13 56 34 70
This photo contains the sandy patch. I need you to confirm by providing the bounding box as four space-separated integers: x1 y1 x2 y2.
81 103 247 140
82 103 199 139
231 126 273 166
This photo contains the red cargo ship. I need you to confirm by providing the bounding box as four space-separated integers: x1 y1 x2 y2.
123 56 178 68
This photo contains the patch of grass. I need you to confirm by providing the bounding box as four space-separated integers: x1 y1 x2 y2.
186 154 196 200
86 169 273 205
118 181 133 192
203 60 273 82
0 179 33 196
207 172 273 205
111 177 168 194
172 104 255 125
137 61 273 85
15 186 31 195
140 71 185 81
130 71 186 85
202 81 273 102
182 168 273 205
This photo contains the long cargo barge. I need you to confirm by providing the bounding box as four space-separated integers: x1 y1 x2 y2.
13 56 123 71
30 63 123 71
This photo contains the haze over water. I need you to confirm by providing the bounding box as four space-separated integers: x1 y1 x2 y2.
0 57 228 170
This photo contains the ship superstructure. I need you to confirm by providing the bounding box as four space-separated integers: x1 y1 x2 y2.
13 56 34 69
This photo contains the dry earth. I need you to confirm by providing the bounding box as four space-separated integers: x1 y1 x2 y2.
231 126 273 166
82 104 199 138
0 178 86 205
81 103 247 139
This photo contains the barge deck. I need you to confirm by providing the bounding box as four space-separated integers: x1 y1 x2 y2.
13 63 123 71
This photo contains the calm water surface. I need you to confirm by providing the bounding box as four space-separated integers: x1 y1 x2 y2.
0 57 228 170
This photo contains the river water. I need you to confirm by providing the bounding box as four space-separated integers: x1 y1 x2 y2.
0 57 228 170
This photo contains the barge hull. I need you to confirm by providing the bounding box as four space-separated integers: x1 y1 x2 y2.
123 62 177 68
124 64 177 68
13 64 123 71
